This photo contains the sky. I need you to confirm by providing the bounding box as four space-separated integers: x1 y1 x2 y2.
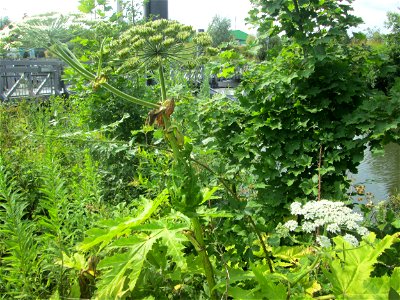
1 0 400 34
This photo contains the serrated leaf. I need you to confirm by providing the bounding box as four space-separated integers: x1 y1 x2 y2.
273 246 313 264
251 263 287 300
391 267 400 295
228 286 264 300
324 233 398 299
200 186 221 205
157 225 187 269
78 189 168 252
96 235 157 299
391 219 400 229
196 206 233 218
96 253 131 299
139 221 188 270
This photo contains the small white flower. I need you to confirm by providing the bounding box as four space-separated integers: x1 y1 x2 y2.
316 235 331 248
286 199 368 247
326 223 340 233
302 221 317 233
314 218 325 227
290 202 303 215
356 226 370 237
345 220 358 230
283 220 298 231
344 234 359 247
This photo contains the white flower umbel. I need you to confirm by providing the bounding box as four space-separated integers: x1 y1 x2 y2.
282 200 370 248
343 234 359 247
316 235 332 248
283 220 298 231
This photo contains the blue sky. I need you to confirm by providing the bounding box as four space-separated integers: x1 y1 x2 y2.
1 0 399 33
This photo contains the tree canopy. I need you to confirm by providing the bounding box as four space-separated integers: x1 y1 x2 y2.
207 15 232 47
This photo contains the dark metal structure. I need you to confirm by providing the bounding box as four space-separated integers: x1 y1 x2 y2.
0 59 66 102
144 0 168 20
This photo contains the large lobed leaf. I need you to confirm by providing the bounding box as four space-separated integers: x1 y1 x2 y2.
96 236 157 299
78 189 169 252
324 233 399 299
94 222 189 299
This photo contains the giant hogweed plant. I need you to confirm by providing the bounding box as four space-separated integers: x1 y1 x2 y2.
11 7 400 300
46 19 222 298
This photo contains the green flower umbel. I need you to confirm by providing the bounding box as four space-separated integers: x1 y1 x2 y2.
108 19 212 73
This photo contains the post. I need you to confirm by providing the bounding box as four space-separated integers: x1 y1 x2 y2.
144 0 168 20
116 0 123 22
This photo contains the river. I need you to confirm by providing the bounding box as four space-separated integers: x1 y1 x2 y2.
349 143 400 202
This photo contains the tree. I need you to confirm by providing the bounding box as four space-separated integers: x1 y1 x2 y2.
0 16 11 30
207 15 232 47
200 0 400 221
385 10 400 34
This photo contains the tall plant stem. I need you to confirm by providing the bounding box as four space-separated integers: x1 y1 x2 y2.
189 158 275 273
158 64 167 101
51 43 158 109
157 62 217 299
286 254 321 300
248 216 274 273
318 145 323 201
191 217 217 300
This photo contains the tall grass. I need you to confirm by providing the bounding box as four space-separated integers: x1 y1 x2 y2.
0 98 137 297
0 156 41 298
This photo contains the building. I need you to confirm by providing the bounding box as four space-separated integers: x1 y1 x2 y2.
230 30 249 45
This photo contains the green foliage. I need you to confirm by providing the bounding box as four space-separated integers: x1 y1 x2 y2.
386 11 400 34
1 1 400 299
0 157 41 298
0 99 136 298
385 11 400 87
207 15 233 47
324 233 400 299
75 190 192 298
0 16 11 30
248 0 362 47
199 0 400 221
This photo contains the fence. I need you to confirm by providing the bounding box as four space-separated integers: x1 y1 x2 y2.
0 59 66 102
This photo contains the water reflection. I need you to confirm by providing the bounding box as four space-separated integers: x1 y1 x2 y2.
349 143 400 201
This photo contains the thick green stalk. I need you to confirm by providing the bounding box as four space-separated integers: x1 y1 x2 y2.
157 63 217 299
51 43 159 109
158 64 167 101
54 41 217 298
191 217 217 300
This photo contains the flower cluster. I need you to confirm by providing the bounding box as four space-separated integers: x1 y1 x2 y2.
108 19 212 72
282 200 369 247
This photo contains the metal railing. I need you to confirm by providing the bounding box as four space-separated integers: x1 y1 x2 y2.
0 59 66 102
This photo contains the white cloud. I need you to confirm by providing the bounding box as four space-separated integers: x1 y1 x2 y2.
352 0 400 32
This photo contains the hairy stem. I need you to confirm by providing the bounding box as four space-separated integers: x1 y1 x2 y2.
158 64 167 101
157 61 217 299
191 217 217 300
291 254 321 288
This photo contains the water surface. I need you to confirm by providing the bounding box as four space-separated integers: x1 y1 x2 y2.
349 143 400 202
